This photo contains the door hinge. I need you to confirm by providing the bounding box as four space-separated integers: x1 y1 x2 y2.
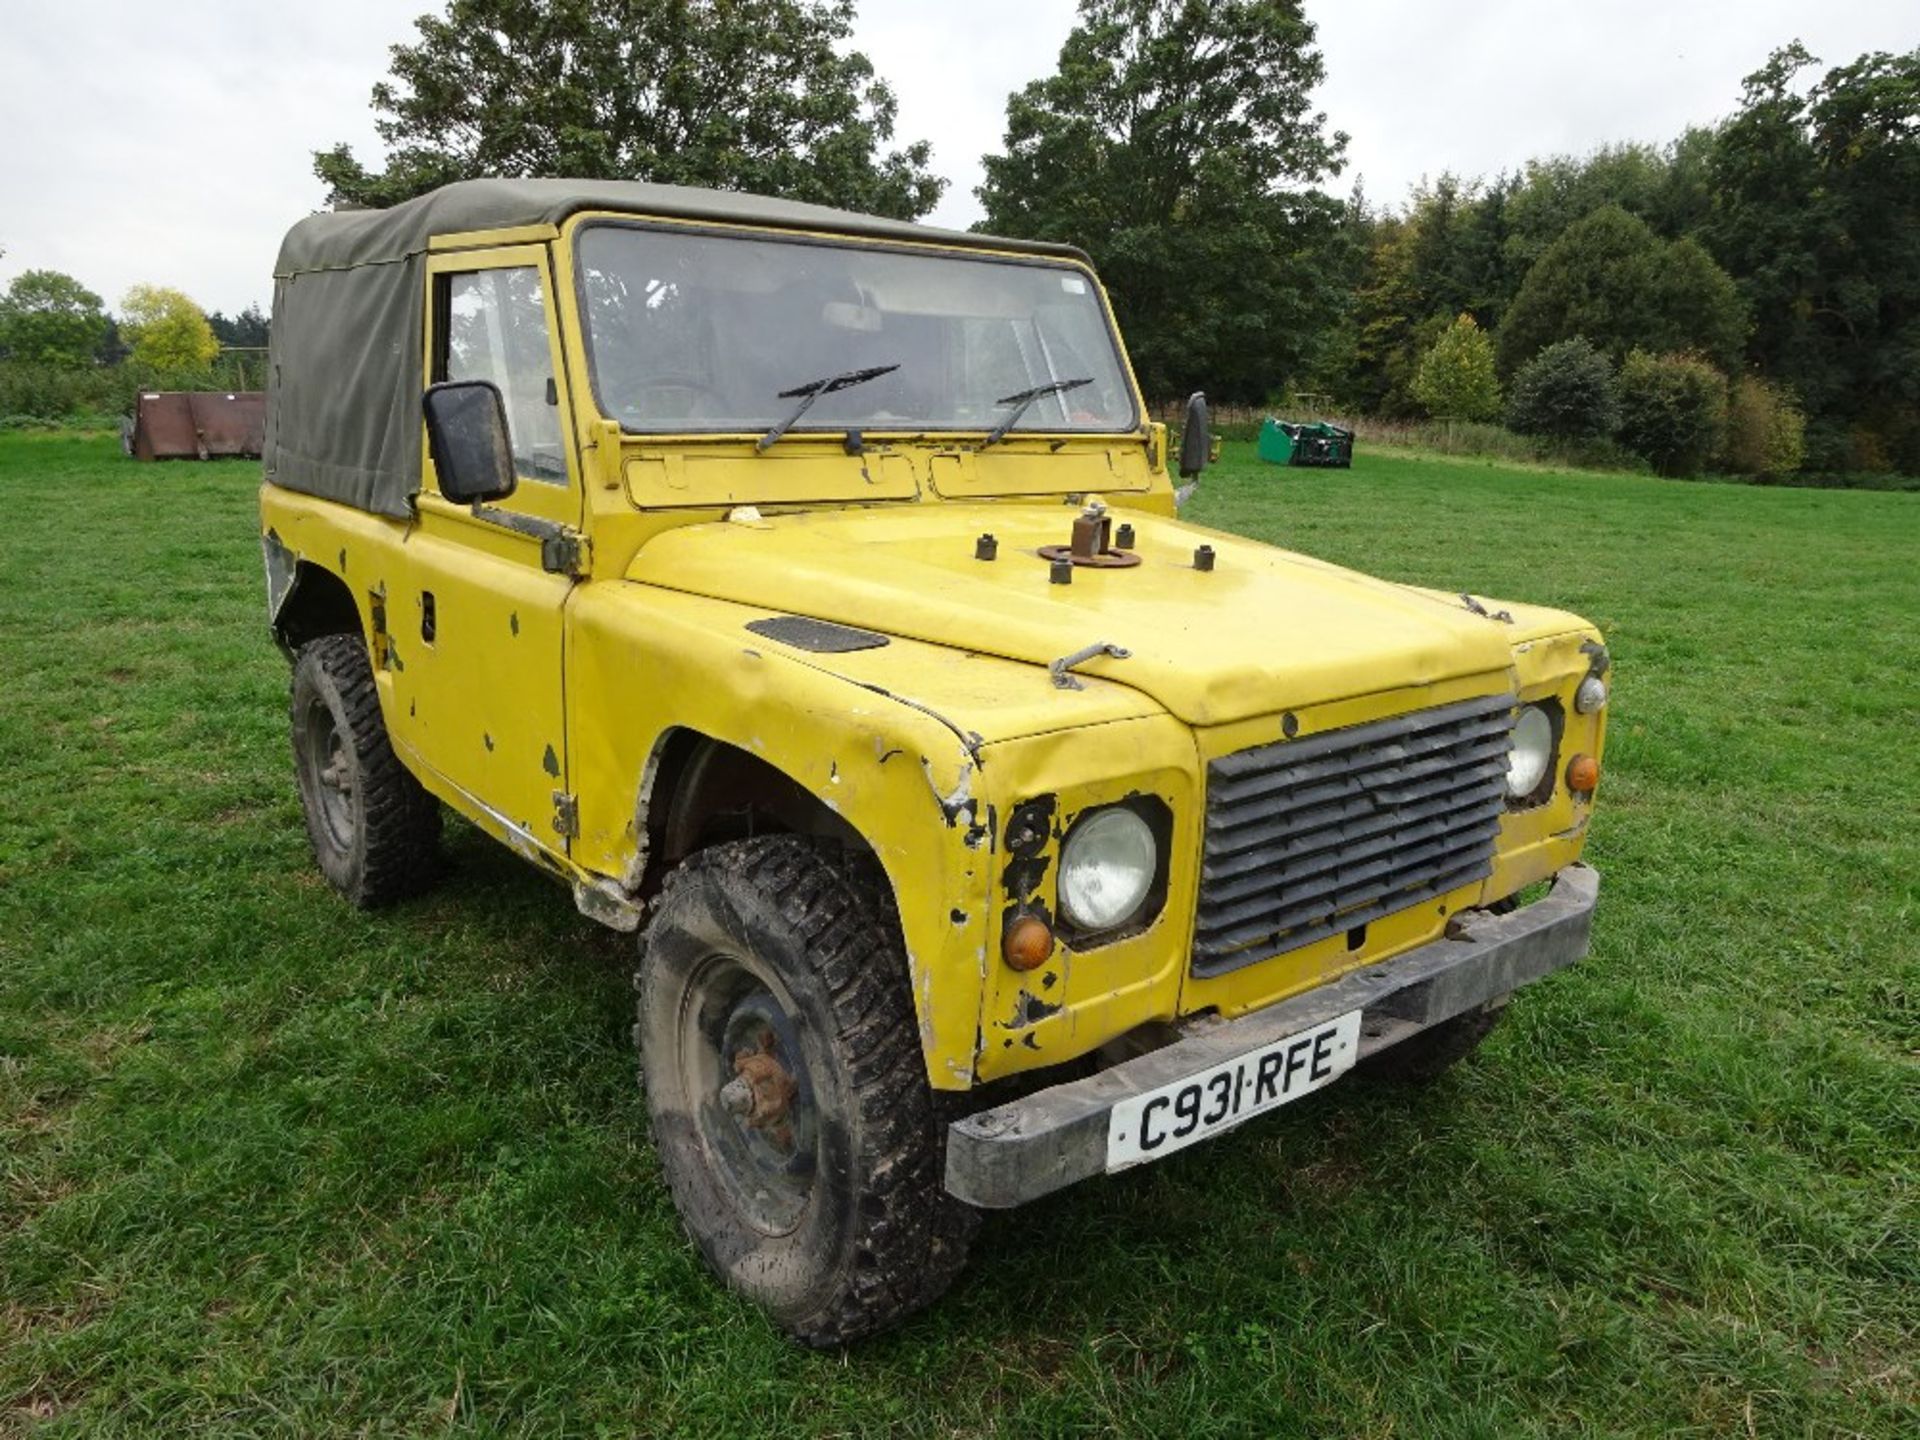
551 791 579 838
540 529 589 577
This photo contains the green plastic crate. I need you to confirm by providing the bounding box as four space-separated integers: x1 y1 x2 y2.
1259 417 1354 468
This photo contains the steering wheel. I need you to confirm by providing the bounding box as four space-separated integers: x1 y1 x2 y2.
632 376 730 422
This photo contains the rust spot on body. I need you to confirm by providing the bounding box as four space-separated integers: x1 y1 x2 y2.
1007 990 1063 1030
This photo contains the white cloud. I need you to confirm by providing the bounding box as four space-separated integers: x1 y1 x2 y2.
0 1 1911 315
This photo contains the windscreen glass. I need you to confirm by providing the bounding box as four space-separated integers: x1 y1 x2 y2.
575 224 1137 436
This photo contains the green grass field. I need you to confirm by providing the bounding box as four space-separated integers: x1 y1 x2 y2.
2 433 1915 1437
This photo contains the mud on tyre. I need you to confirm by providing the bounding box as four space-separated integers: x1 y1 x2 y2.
636 835 978 1348
290 633 441 907
1359 998 1509 1085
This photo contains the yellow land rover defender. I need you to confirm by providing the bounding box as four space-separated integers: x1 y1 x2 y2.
260 179 1607 1346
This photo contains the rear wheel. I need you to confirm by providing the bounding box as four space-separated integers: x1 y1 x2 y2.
289 633 440 907
636 835 976 1347
1360 999 1509 1085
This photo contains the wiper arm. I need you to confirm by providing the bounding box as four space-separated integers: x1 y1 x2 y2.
983 377 1093 447
756 363 900 453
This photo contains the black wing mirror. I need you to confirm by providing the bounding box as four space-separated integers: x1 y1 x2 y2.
1178 390 1211 480
424 380 517 505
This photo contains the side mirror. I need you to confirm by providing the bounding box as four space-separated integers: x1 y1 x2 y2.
424 380 516 505
1178 391 1211 480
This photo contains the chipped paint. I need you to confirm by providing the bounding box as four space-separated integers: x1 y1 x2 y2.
620 733 675 890
542 743 561 777
915 952 940 1059
573 876 644 932
920 754 975 827
1006 989 1063 1029
261 529 297 624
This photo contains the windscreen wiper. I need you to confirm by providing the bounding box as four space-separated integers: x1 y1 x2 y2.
983 377 1093 447
756 364 900 453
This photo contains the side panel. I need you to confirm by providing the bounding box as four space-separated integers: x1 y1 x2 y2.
258 484 409 690
565 583 999 1090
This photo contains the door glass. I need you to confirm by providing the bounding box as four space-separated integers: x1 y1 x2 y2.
444 267 567 484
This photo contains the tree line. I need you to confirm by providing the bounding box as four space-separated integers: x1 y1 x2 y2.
7 1 1913 480
311 1 1913 479
0 275 263 372
1329 40 1920 476
0 273 267 422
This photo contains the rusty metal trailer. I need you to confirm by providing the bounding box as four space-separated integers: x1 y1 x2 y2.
123 391 265 461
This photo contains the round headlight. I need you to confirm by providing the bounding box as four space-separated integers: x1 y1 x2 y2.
1507 705 1555 800
1575 674 1608 714
1058 807 1157 932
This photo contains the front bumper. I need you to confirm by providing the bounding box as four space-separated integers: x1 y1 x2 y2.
945 863 1599 1208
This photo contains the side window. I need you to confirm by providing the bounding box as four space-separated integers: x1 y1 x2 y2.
441 267 568 484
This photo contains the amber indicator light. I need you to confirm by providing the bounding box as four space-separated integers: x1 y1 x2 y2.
1567 753 1600 794
1002 914 1054 971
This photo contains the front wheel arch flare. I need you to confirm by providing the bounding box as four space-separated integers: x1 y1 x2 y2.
637 730 869 892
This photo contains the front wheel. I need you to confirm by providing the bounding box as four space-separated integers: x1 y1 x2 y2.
1359 998 1509 1085
636 836 976 1347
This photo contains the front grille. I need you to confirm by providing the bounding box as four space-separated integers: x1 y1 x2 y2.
1193 693 1515 976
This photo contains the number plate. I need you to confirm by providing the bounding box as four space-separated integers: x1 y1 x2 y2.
1106 1009 1363 1170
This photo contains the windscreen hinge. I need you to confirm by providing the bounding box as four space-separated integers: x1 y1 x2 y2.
540 529 589 577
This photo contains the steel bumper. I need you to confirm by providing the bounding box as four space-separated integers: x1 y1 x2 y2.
945 863 1599 1208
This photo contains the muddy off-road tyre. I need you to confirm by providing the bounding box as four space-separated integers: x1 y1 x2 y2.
636 835 977 1347
1360 999 1509 1085
290 634 441 908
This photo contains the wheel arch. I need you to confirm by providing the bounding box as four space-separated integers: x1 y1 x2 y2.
617 719 994 1090
270 557 363 656
629 727 872 898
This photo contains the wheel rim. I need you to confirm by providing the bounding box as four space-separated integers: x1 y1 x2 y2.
297 695 356 854
678 952 819 1235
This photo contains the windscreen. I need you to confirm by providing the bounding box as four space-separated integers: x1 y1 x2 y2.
575 224 1137 437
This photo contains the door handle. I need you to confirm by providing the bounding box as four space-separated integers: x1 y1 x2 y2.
421 591 436 643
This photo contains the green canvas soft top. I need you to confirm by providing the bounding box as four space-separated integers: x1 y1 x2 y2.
265 178 1084 518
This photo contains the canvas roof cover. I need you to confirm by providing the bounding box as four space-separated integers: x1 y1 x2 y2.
264 177 1084 518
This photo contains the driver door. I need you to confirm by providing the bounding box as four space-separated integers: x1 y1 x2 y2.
387 244 581 854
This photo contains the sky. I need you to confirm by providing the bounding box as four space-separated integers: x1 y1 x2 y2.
0 1 1913 317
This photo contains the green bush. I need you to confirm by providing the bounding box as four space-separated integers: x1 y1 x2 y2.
1615 350 1728 477
0 357 259 425
1411 313 1502 422
1496 207 1748 375
1723 376 1806 477
1506 338 1619 441
0 363 111 419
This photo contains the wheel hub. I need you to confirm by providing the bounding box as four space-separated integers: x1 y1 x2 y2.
720 1029 801 1148
299 698 356 852
685 970 820 1235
